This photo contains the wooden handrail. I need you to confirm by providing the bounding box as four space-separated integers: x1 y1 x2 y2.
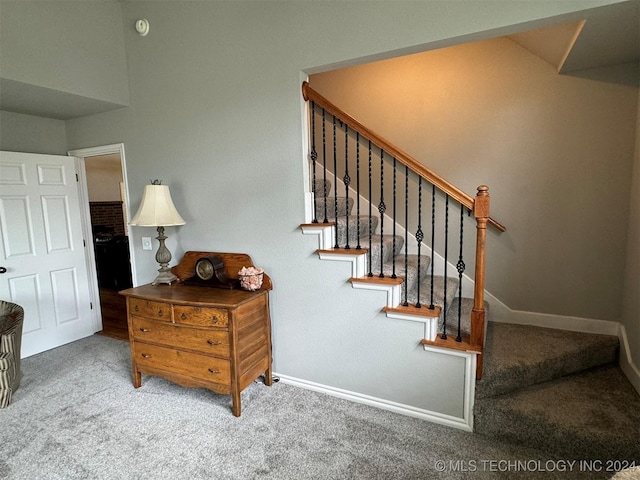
302 81 506 233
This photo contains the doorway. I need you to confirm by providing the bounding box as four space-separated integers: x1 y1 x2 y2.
86 153 132 339
69 144 135 341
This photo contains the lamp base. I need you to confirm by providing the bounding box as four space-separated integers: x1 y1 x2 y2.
151 226 178 286
151 267 178 286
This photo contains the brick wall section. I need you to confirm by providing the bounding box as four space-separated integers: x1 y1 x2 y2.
90 202 126 236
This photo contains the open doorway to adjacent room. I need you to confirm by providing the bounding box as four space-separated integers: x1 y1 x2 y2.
84 152 132 340
69 143 135 342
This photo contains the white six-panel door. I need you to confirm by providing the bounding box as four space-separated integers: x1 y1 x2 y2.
0 151 95 357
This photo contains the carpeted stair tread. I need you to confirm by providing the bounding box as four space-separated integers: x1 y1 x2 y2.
387 254 431 301
312 179 331 197
315 196 354 219
439 297 489 339
369 254 429 281
404 275 459 310
366 234 404 269
474 364 640 461
329 215 379 246
476 322 619 399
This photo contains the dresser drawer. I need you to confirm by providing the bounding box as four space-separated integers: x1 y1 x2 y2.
131 316 230 357
132 342 231 385
128 298 171 322
174 305 229 328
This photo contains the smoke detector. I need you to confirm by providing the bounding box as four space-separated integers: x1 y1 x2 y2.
135 19 150 36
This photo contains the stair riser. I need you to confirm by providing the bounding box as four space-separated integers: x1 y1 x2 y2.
333 217 379 247
404 275 459 309
377 255 431 295
367 236 405 269
475 328 619 399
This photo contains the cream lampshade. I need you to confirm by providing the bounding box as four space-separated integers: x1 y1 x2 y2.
130 181 186 285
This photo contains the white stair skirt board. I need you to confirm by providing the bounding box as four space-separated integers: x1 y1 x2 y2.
317 250 367 278
385 309 439 342
619 323 640 395
276 352 477 432
304 191 314 226
350 279 402 308
301 223 334 251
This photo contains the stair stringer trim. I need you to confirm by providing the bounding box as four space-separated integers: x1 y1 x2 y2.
350 278 402 308
385 309 439 341
421 345 477 430
318 250 367 278
301 222 334 250
276 372 475 431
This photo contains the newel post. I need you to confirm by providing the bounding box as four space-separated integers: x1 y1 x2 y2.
472 185 490 379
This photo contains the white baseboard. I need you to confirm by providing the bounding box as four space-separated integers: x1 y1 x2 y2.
485 291 640 395
275 373 473 432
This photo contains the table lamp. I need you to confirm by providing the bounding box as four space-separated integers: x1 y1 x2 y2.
129 180 186 285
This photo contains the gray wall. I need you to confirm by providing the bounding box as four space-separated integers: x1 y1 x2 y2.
621 93 640 376
5 0 630 414
0 0 129 106
0 111 67 155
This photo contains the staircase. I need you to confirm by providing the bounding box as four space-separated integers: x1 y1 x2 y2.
475 322 640 461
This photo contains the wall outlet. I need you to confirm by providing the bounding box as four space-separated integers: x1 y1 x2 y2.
142 237 153 250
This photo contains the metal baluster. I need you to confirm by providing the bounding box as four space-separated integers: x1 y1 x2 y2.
391 158 397 279
368 141 373 277
415 178 423 308
322 108 328 223
333 117 339 248
441 194 450 340
378 150 386 278
456 203 465 343
403 165 409 306
311 101 318 223
343 122 351 249
356 133 362 250
429 184 436 309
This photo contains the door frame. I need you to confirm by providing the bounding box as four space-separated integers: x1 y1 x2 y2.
68 143 137 332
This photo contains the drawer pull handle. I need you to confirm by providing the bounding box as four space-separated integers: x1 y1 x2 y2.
207 340 220 346
142 353 152 359
211 315 219 324
158 309 163 316
181 313 187 320
139 328 150 332
208 368 221 374
134 305 140 312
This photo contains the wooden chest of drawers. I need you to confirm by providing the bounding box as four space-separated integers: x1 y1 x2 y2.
119 281 272 417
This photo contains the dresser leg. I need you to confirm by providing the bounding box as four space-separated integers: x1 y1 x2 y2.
232 391 241 417
132 366 142 388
